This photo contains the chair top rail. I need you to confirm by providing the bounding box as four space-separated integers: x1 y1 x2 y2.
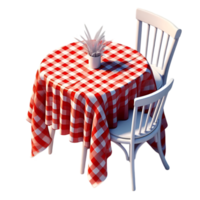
111 76 173 145
134 78 174 107
136 8 182 39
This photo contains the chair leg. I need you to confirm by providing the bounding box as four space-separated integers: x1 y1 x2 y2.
48 126 56 154
78 143 89 175
157 130 170 170
127 145 138 192
127 142 146 192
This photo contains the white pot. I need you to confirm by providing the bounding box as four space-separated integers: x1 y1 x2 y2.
88 54 101 69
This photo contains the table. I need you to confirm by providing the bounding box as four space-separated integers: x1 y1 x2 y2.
26 41 167 187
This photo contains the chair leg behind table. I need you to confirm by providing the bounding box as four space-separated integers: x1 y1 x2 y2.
48 126 56 154
78 143 89 175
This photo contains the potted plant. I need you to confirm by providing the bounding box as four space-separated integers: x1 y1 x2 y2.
75 25 111 69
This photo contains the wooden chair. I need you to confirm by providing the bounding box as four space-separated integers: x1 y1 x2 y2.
136 8 181 89
80 78 174 191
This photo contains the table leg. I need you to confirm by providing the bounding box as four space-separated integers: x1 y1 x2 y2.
78 143 89 175
48 126 56 154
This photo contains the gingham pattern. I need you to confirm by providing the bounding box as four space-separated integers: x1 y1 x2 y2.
27 42 167 187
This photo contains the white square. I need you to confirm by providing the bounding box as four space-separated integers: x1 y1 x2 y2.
39 104 45 111
86 105 91 112
94 88 101 93
55 63 61 68
99 175 106 181
70 126 74 133
108 80 115 84
95 147 100 153
102 84 108 88
101 141 106 147
100 160 105 167
41 122 46 129
88 84 94 88
81 98 85 104
34 116 40 122
95 128 104 138
87 94 97 104
52 113 57 119
93 168 99 174
113 117 117 123
125 89 129 96
43 136 50 143
110 89 116 95
35 129 41 135
80 88 86 92
116 83 123 87
101 93 107 104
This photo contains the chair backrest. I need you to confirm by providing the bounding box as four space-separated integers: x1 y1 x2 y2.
135 8 181 85
130 78 174 142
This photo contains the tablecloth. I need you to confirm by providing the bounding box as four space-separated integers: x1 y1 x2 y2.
27 42 167 187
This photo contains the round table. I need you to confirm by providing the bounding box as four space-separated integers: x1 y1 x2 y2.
27 41 167 188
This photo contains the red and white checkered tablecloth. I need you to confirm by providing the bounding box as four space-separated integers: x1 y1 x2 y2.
27 41 167 187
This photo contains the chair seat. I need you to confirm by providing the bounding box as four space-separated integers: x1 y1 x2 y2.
109 110 159 139
150 64 163 89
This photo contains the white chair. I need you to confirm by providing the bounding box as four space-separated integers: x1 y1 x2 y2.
80 78 174 191
136 8 181 89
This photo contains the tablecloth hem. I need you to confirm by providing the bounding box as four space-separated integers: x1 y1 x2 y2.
88 179 108 189
28 147 48 159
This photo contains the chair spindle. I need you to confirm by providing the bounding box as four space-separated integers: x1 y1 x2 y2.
144 103 153 132
149 99 161 128
155 30 164 67
149 27 157 64
160 34 169 69
138 105 145 134
143 24 150 58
